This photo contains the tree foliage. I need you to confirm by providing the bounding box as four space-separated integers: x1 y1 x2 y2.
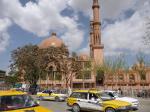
10 44 40 86
79 59 92 79
136 52 146 80
5 72 20 87
10 44 81 89
95 54 128 80
59 57 82 88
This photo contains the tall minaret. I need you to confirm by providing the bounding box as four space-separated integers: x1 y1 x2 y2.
90 20 94 58
90 0 104 65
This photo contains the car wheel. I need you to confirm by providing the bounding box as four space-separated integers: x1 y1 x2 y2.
55 96 60 102
72 104 80 112
39 96 43 101
105 107 116 112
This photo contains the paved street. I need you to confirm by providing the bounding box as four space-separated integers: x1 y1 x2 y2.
38 98 150 112
137 98 150 112
40 101 71 112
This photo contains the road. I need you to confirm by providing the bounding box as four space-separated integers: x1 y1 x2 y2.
138 98 150 112
38 98 150 112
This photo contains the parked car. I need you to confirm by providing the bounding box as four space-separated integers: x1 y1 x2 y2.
67 89 133 112
0 90 53 112
37 89 68 102
103 90 139 110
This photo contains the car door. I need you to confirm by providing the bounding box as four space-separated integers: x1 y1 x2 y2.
49 92 57 100
40 90 48 99
76 92 89 110
42 90 54 100
46 90 56 100
67 92 89 110
87 93 103 111
67 92 79 106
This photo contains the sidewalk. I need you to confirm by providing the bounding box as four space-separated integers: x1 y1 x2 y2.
137 97 150 101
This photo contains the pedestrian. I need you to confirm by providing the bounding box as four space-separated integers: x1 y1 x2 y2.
117 88 123 96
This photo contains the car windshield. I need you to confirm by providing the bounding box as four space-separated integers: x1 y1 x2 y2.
42 90 57 94
0 95 39 111
112 92 122 97
45 89 67 94
55 89 68 94
96 92 114 101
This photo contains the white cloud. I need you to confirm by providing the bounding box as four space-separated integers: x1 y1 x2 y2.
0 0 68 36
101 0 137 20
102 1 150 56
0 18 11 53
68 0 150 56
0 0 149 55
60 16 84 51
68 0 138 20
0 18 11 32
61 30 84 51
0 0 85 51
68 0 92 17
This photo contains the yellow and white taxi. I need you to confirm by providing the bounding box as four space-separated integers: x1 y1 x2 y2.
37 90 68 102
67 90 133 112
0 90 53 112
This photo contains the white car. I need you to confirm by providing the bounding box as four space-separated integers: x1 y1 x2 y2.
103 90 139 111
37 90 68 101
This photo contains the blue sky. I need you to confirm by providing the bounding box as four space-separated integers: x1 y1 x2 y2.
0 0 150 71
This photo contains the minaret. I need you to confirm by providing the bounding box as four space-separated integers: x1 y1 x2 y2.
90 20 94 58
90 0 104 65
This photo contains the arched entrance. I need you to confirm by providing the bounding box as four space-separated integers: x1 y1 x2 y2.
96 70 104 86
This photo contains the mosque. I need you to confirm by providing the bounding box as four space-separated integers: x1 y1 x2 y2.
27 0 150 91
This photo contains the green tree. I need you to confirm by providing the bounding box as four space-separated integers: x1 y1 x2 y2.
95 54 128 88
40 45 69 88
80 59 92 89
136 52 146 88
10 44 69 89
59 56 82 88
10 44 40 87
5 71 20 87
72 52 78 58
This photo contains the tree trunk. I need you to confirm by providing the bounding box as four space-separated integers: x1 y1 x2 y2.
65 78 69 89
83 81 85 89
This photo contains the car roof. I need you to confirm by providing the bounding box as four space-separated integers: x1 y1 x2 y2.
0 90 27 96
73 90 101 94
43 89 55 91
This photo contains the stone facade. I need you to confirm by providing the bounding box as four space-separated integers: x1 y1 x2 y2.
104 64 150 91
21 0 150 90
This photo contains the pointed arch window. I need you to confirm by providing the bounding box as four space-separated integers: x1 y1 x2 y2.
118 74 124 80
108 75 113 80
129 74 135 81
140 71 146 80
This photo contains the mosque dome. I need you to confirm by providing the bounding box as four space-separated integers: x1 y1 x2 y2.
39 32 64 48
